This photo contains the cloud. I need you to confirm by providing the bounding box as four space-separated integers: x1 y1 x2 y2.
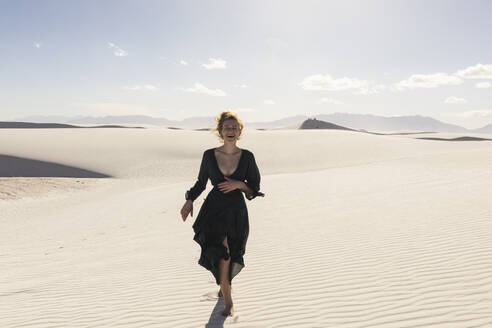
33 42 42 48
183 83 227 96
202 58 227 70
300 74 369 91
300 74 385 95
108 42 128 57
123 85 158 91
236 84 248 88
317 97 343 105
448 110 492 118
180 59 188 66
444 96 467 104
395 73 463 89
263 99 275 105
456 63 492 79
476 82 492 89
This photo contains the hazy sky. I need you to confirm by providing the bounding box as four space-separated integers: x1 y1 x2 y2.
1 0 492 128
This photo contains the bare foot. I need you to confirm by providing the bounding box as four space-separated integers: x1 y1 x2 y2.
221 303 234 317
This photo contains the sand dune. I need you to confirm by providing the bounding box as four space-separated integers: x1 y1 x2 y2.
0 154 111 178
298 118 355 131
417 136 492 141
297 118 439 136
1 127 492 327
0 121 143 129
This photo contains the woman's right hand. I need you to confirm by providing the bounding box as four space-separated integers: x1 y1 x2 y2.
181 200 193 221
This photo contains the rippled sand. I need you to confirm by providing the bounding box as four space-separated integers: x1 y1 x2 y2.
1 127 492 327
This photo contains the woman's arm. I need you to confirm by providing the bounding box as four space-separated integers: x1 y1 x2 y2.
181 150 209 221
181 200 193 221
243 151 264 200
217 177 252 194
185 150 209 202
238 181 254 194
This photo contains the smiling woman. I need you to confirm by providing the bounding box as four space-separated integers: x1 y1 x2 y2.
180 110 264 317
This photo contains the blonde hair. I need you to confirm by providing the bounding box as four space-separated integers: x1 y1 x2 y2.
213 111 244 141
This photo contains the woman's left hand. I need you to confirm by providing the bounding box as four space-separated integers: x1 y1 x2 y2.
218 176 243 193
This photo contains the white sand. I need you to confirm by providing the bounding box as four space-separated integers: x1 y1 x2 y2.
1 127 492 327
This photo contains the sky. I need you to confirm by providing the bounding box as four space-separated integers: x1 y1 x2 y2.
1 0 492 128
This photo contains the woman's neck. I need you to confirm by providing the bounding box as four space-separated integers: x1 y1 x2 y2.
219 142 239 154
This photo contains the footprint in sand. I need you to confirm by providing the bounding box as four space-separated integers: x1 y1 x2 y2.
200 291 219 301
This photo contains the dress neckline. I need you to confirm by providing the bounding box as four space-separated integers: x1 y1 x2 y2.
213 147 244 177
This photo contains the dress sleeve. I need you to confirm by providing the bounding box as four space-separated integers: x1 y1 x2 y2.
185 150 209 201
243 151 265 201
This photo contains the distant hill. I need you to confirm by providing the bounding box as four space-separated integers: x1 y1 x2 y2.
11 113 492 132
473 124 492 133
0 122 143 129
14 115 211 128
15 115 78 123
299 118 355 131
180 116 216 128
315 113 468 133
246 115 309 129
67 115 172 125
15 115 172 126
12 114 309 129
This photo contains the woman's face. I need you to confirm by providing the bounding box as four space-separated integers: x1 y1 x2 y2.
220 119 240 142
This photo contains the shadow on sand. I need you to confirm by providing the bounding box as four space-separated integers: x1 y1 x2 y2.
205 297 228 328
0 122 144 129
0 154 111 178
416 136 492 141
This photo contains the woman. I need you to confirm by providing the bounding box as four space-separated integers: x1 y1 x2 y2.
180 111 264 317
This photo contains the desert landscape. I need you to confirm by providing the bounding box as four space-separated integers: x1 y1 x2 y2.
1 124 492 327
3 0 492 325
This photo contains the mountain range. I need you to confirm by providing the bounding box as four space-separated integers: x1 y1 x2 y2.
10 113 492 133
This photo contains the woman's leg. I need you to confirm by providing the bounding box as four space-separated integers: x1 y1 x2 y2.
218 281 231 297
219 235 234 316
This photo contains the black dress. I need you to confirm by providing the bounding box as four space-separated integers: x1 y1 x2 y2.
186 148 264 285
